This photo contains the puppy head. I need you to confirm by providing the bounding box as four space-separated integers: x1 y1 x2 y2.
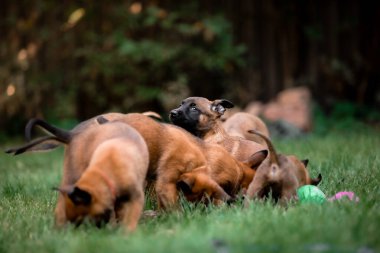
281 155 322 187
176 173 204 203
169 97 234 136
176 172 231 204
56 185 113 227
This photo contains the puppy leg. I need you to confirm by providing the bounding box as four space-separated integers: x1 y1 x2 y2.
244 174 267 207
245 173 266 198
155 178 179 210
279 188 297 207
119 190 145 233
54 195 67 227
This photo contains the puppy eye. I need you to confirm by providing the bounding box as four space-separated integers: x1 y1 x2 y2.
189 103 197 110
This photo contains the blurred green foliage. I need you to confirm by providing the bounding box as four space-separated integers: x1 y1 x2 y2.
313 101 380 135
0 1 245 134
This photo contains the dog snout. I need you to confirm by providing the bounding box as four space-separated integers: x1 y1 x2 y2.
170 109 182 119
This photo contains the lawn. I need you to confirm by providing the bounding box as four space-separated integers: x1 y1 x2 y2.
1 127 379 253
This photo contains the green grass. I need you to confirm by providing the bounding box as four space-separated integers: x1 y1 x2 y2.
1 129 379 253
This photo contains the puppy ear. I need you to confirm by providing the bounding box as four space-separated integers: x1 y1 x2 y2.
211 99 234 115
301 159 309 167
96 116 109 124
216 99 234 109
176 174 195 194
69 187 92 205
244 150 268 169
54 186 92 205
310 173 322 186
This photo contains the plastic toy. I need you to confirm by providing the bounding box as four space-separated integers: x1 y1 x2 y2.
328 191 359 202
297 185 326 204
297 185 359 204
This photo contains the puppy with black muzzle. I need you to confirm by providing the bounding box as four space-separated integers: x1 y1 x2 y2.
244 130 322 205
169 97 268 164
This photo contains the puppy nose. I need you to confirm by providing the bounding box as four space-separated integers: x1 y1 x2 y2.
170 110 182 118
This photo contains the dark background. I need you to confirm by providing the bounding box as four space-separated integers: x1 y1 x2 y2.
1 0 379 136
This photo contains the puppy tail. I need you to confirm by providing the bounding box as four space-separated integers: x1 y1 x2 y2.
25 118 72 143
248 130 279 165
5 136 63 155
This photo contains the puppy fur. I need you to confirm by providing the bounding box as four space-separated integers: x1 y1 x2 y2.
222 112 270 146
97 113 265 207
245 130 322 205
169 97 268 164
8 112 265 210
8 121 149 230
9 113 221 210
6 118 149 230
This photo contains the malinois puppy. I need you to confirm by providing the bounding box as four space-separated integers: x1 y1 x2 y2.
58 121 149 232
244 130 322 205
8 113 233 210
7 121 149 231
9 112 265 209
169 97 268 164
96 113 267 207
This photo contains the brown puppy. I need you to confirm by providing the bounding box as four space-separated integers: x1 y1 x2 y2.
222 112 270 146
97 113 266 207
245 130 321 205
58 122 149 232
8 114 230 210
9 112 263 209
7 121 149 231
169 97 268 163
177 142 268 201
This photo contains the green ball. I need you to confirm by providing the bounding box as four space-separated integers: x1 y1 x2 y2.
297 185 326 204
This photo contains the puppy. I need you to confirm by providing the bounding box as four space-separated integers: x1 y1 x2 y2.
244 130 322 205
222 112 270 146
177 142 268 201
8 121 149 231
169 97 268 163
10 112 264 209
11 113 233 210
59 122 149 231
97 113 264 207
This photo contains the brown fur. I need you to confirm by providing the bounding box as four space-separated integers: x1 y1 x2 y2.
245 130 322 205
222 112 270 146
97 113 266 205
7 111 263 212
59 122 149 231
170 97 268 165
8 113 229 210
